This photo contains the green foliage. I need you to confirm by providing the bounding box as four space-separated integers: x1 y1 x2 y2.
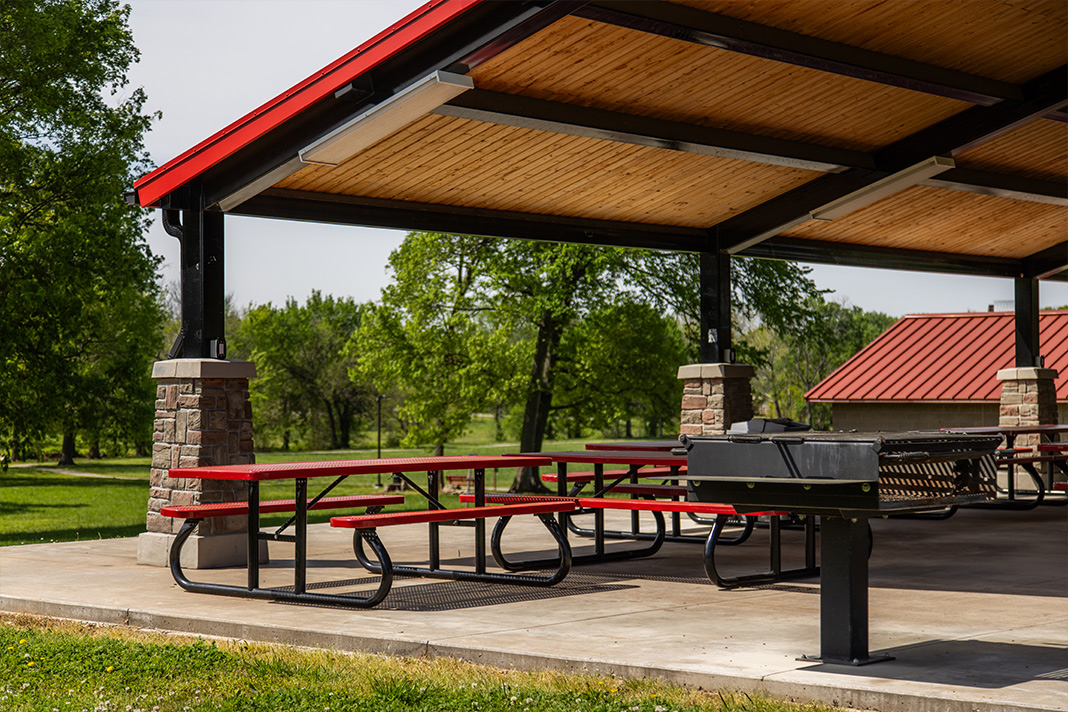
552 301 687 439
353 233 526 456
0 0 161 464
623 251 826 363
230 292 372 450
750 300 897 428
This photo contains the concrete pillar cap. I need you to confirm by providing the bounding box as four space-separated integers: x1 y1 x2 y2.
677 363 755 379
153 359 257 380
995 367 1059 381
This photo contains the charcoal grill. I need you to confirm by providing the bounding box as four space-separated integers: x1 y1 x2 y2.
679 430 1001 665
682 431 1001 517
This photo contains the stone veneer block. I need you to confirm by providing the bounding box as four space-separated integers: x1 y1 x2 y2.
138 359 257 569
677 362 755 436
996 367 1059 382
677 363 756 380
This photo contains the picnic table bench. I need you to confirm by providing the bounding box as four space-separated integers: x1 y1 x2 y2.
162 455 569 607
464 447 820 589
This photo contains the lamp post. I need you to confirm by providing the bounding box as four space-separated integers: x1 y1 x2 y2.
374 394 383 488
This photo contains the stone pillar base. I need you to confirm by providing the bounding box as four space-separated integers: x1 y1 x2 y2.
136 531 268 569
997 367 1060 446
678 363 755 436
997 366 1061 489
143 358 257 567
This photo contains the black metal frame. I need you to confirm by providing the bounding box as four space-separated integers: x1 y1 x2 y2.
703 514 819 590
168 476 400 608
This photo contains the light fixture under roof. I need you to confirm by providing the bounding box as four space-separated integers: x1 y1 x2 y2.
810 155 956 222
299 70 474 167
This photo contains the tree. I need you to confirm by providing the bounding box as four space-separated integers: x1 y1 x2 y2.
232 292 371 450
551 301 688 439
750 299 897 428
0 0 160 465
353 233 523 457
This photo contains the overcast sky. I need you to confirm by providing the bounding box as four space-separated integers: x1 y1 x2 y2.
125 0 1067 317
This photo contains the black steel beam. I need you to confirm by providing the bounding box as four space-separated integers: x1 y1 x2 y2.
438 89 872 172
712 65 1068 253
1025 242 1068 281
195 1 579 212
1014 277 1040 367
699 252 731 362
233 188 708 252
576 1 1022 106
923 169 1068 207
236 188 1039 280
740 236 1021 279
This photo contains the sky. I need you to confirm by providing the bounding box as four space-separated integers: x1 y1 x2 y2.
125 0 1067 318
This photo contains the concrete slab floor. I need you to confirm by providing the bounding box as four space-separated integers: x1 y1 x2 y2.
1 506 1065 712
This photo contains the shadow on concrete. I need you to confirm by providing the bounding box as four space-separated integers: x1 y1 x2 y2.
267 571 639 612
800 639 1068 689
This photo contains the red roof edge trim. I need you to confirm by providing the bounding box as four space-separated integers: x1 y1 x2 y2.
134 0 482 208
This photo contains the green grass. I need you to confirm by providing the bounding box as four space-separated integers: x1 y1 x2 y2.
1 613 841 712
0 468 149 546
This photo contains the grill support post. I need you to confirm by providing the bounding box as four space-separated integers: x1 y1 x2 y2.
805 515 892 666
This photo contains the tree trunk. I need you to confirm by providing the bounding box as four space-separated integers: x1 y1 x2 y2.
323 398 339 449
512 312 561 493
88 439 101 459
58 430 76 467
337 402 352 449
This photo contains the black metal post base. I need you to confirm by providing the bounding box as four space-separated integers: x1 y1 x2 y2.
798 652 894 666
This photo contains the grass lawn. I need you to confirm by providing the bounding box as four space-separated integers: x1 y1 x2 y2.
1 613 840 712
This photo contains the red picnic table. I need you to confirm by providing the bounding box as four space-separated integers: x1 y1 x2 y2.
162 455 572 607
941 424 1068 507
476 449 817 589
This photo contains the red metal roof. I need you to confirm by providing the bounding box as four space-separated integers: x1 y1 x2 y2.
133 0 480 208
806 311 1068 403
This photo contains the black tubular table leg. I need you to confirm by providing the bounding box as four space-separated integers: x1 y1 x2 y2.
474 468 486 575
295 477 307 595
593 463 605 557
802 515 891 665
247 481 259 590
170 518 393 608
428 470 440 570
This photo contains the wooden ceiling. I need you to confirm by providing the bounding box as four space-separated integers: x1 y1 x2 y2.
136 0 1068 280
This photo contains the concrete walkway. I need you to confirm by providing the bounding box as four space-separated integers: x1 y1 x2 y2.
1 506 1064 712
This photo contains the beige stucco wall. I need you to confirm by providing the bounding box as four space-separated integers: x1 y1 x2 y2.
830 402 1068 432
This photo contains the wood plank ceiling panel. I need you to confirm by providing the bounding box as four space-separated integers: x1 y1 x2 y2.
785 186 1067 258
679 0 1068 83
275 114 819 228
467 16 968 152
954 120 1068 182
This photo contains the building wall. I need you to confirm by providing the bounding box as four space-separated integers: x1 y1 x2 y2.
830 403 1068 432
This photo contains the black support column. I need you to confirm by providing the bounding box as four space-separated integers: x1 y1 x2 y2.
699 252 732 363
1014 277 1040 368
806 516 891 666
179 206 227 359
